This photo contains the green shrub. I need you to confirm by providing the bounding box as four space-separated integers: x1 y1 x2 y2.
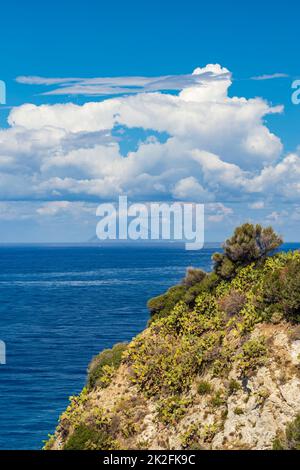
64 424 115 450
211 342 236 377
59 387 89 428
183 284 204 307
272 414 300 450
234 407 244 415
219 290 246 317
198 272 219 292
213 223 282 279
148 271 219 321
126 331 204 396
181 424 203 450
262 257 300 322
238 337 267 374
213 254 236 280
270 311 284 324
183 272 219 307
228 379 241 395
202 423 220 443
156 396 191 425
210 390 226 407
197 380 212 395
147 285 186 321
87 343 127 389
43 433 55 450
272 437 285 450
182 267 207 288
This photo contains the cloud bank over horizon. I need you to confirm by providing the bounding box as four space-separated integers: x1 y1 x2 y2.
1 63 300 240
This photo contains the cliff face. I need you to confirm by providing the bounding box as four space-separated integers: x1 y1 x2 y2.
46 250 300 451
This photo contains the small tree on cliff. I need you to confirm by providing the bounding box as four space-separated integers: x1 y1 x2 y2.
182 267 207 288
212 223 283 279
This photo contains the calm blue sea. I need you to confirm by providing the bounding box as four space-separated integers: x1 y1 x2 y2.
0 243 298 450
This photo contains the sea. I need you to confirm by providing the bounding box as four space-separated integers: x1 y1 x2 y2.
0 243 298 449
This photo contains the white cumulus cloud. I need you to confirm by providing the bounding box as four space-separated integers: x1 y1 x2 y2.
0 63 297 212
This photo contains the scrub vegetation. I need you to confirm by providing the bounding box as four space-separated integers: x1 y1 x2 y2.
45 224 300 451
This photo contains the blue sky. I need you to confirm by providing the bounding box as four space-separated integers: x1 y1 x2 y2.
0 0 300 242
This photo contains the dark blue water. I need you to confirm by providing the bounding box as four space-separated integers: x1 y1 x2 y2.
0 244 217 450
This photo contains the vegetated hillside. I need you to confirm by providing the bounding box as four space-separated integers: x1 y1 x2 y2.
46 224 300 450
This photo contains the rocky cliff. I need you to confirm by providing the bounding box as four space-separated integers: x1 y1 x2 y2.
45 226 300 451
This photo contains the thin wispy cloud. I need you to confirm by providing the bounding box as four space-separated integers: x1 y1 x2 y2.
251 73 289 81
16 76 80 85
16 71 293 96
16 70 231 96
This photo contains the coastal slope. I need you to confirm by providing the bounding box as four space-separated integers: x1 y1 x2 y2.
46 224 300 450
